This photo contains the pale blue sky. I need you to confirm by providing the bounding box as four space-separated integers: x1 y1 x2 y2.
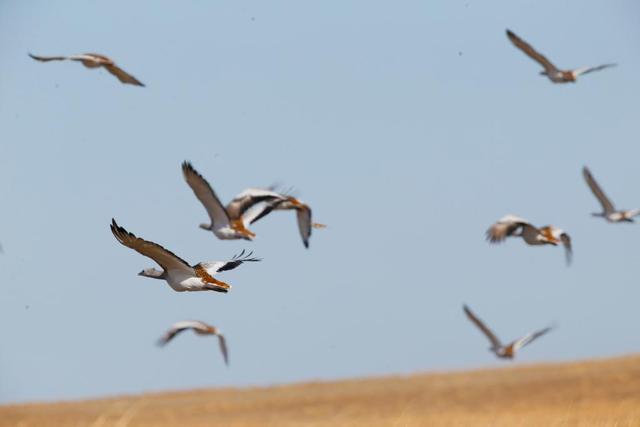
1 0 640 404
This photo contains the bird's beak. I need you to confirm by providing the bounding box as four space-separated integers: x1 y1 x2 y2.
138 270 145 276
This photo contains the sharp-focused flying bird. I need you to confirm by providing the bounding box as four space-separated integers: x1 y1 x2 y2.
583 166 640 223
486 215 572 265
240 188 325 248
463 305 553 360
158 320 229 365
182 162 284 241
28 52 145 86
506 30 616 83
110 219 260 292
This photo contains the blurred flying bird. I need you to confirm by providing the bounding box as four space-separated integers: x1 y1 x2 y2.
110 219 259 292
463 305 553 360
486 215 572 265
182 162 284 241
28 52 145 86
505 30 616 83
158 320 229 365
583 166 640 223
240 188 325 248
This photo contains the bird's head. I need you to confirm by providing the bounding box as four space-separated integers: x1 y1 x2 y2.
139 268 164 278
199 223 212 231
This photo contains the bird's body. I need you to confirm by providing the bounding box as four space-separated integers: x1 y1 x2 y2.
506 30 616 84
158 320 229 365
463 305 553 360
583 167 640 223
28 53 144 86
110 219 259 292
486 215 572 265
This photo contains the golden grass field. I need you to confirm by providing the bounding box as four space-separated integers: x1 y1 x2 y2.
3 355 640 427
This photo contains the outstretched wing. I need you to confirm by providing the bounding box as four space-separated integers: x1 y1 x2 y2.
182 161 231 228
296 205 312 249
463 305 502 349
28 53 68 62
486 215 529 243
198 250 262 274
104 64 145 86
583 166 615 214
573 63 616 77
217 334 229 366
110 219 192 273
506 30 559 75
157 321 204 346
560 233 572 266
226 188 285 220
512 326 554 352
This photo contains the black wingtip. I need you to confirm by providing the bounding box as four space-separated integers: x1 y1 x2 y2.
182 160 193 172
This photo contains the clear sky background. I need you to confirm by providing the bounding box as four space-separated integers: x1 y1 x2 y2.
1 0 639 404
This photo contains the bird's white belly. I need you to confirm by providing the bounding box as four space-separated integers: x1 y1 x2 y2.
214 226 240 240
166 272 204 292
607 212 623 222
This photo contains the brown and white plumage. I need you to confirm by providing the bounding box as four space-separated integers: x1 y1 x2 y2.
182 162 283 241
486 215 572 265
110 219 259 292
463 305 553 360
28 53 144 86
242 189 325 248
506 30 616 83
158 320 228 365
583 166 640 223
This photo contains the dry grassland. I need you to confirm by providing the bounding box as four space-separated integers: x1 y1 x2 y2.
2 355 640 427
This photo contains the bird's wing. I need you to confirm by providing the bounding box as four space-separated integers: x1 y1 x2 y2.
573 63 617 76
198 250 262 274
28 53 68 62
226 188 285 219
217 334 229 366
512 326 553 351
240 201 278 226
182 161 230 228
296 205 312 248
110 219 192 274
463 305 502 349
582 167 615 214
104 64 145 86
560 233 572 266
626 209 640 218
486 215 528 243
506 30 559 74
157 321 205 346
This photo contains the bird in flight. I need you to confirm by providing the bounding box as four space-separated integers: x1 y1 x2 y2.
583 166 640 223
158 320 229 366
110 219 260 292
239 188 325 248
28 53 144 86
182 162 286 241
505 30 616 83
463 305 553 360
486 215 572 265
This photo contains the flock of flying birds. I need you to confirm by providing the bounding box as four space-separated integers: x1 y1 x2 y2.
27 28 627 365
